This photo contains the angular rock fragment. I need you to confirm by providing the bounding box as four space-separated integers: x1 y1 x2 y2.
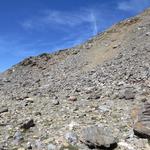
13 131 23 143
146 32 150 36
119 89 135 100
131 102 150 139
65 132 78 144
20 119 35 130
124 89 135 100
26 142 32 149
98 105 110 113
68 96 77 102
80 125 117 149
112 44 119 49
0 106 8 114
35 112 42 116
52 99 60 105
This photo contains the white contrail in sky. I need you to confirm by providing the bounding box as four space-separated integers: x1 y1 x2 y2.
90 11 98 35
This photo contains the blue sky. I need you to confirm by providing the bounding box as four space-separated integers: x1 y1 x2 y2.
0 0 150 72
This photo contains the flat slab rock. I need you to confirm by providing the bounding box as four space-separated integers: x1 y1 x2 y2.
20 119 35 130
131 102 150 139
80 125 117 149
0 106 8 114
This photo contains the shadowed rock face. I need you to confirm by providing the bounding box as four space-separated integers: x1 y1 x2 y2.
0 8 150 150
132 102 150 139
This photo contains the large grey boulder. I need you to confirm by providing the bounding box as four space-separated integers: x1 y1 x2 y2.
80 125 117 149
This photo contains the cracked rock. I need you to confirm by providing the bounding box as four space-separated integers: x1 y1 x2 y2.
132 102 150 139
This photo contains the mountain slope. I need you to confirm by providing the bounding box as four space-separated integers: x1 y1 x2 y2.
0 8 150 150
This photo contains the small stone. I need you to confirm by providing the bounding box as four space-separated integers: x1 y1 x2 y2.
68 96 77 102
112 44 119 49
68 121 78 130
65 132 78 144
13 131 23 143
52 99 60 105
94 95 101 99
137 27 142 30
48 144 57 150
146 32 150 36
0 106 8 114
85 87 96 94
26 97 34 103
118 89 135 100
124 89 135 100
20 119 35 130
98 105 110 113
73 106 79 111
118 141 135 150
17 148 25 150
87 94 100 100
35 112 42 116
80 125 117 149
27 142 32 149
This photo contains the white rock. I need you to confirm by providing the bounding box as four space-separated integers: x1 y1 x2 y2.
118 141 135 150
68 121 79 130
48 144 57 150
65 132 78 144
146 32 150 36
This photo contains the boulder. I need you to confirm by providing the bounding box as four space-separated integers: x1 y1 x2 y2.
131 102 150 139
80 125 117 149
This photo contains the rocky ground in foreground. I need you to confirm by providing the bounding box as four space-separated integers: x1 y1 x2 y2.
0 8 150 150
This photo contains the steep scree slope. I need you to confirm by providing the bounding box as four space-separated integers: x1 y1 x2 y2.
0 8 150 150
